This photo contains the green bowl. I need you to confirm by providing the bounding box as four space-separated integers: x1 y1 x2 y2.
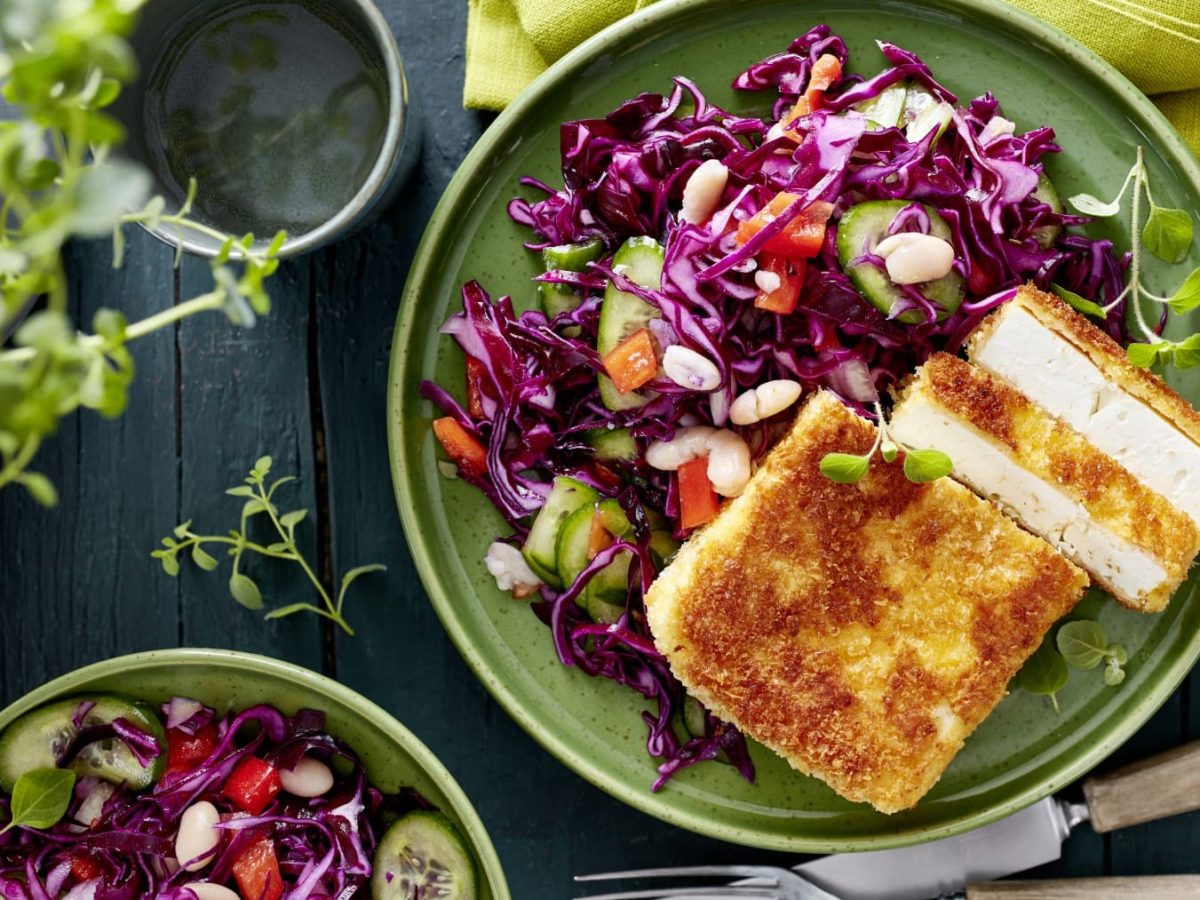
0 648 510 900
388 0 1200 853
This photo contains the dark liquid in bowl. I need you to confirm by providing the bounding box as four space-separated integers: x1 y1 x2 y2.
145 1 389 236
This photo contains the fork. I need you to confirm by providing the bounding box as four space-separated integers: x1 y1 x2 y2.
573 864 842 900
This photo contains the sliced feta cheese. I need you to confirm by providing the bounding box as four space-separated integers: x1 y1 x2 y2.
971 305 1200 525
891 393 1167 602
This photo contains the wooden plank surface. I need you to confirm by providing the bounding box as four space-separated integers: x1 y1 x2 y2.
1 1 1198 896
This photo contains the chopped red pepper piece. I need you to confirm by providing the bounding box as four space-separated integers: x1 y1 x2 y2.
165 723 219 776
678 456 719 530
70 854 104 882
736 194 834 258
432 417 488 479
602 328 658 395
805 53 843 109
232 834 283 900
587 510 615 561
222 756 281 815
754 255 806 314
465 356 488 419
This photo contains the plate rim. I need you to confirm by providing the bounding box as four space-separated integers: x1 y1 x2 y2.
388 0 1200 851
0 648 512 899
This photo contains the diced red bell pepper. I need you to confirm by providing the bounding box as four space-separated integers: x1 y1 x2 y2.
232 835 283 900
70 854 104 882
587 511 615 561
967 255 996 295
678 456 719 530
465 356 488 419
736 194 834 258
754 255 806 314
165 723 219 776
603 328 658 395
805 53 843 109
432 417 488 479
222 756 281 815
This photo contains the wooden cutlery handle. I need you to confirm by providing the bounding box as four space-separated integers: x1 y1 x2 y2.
967 876 1200 898
1081 738 1200 832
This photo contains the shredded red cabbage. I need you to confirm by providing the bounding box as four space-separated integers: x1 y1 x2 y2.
0 698 432 899
426 27 1133 790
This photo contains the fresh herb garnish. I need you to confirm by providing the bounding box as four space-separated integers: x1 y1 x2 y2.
819 403 951 485
1065 146 1199 368
1016 638 1069 714
152 456 386 636
0 0 286 507
1056 620 1127 685
0 768 75 834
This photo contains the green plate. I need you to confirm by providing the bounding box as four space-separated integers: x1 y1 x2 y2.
0 649 509 899
388 0 1200 850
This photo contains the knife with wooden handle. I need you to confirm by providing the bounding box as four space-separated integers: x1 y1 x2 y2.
966 876 1200 898
794 740 1200 900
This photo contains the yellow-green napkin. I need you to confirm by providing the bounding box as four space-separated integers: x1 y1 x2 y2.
463 0 1200 156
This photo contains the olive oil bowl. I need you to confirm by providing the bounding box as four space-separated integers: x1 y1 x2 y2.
0 648 510 898
110 0 414 257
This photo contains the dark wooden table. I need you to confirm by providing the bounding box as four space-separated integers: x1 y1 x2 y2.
2 2 1198 895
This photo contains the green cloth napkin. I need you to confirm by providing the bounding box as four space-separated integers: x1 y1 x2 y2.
463 0 1200 156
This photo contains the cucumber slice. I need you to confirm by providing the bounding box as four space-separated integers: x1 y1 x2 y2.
585 427 638 462
649 529 681 568
521 477 599 589
0 695 166 793
586 556 631 624
899 85 953 145
555 499 631 595
543 239 603 272
538 283 585 320
836 200 964 324
682 695 708 738
597 236 664 411
1032 173 1064 249
855 81 907 130
371 810 477 900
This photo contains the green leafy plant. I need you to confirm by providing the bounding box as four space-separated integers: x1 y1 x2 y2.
152 456 385 636
0 768 75 834
1065 146 1199 368
819 402 952 485
0 0 286 506
1016 637 1069 713
1057 619 1128 687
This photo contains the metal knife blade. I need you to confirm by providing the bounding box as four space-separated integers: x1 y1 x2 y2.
794 798 1086 900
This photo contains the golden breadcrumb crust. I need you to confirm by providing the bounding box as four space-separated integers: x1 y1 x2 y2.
897 353 1200 612
644 391 1087 814
968 284 1200 447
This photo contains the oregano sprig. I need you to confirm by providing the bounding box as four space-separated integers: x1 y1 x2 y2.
1057 620 1127 686
819 402 952 485
152 456 386 636
1065 146 1199 368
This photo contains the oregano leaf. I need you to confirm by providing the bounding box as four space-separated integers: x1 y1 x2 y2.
229 573 263 610
902 448 953 483
5 769 76 832
1142 206 1193 264
1051 284 1106 319
1017 640 1068 714
1056 620 1110 670
819 452 870 484
1127 342 1162 368
191 545 218 571
1168 267 1200 314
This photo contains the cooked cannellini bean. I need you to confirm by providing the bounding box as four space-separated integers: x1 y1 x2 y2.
184 884 240 900
645 426 716 471
484 541 540 593
279 756 334 798
874 232 956 285
706 430 752 497
754 270 781 294
662 346 721 392
729 380 803 426
680 160 728 225
176 801 221 872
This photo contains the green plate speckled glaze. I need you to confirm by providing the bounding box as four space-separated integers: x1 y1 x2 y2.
388 0 1200 851
0 650 509 899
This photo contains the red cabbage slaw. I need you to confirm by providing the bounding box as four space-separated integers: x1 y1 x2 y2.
423 27 1130 788
0 698 429 899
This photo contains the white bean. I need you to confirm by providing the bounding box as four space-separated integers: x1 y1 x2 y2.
680 159 728 225
184 884 240 900
175 801 221 872
706 430 752 497
279 756 335 798
662 346 721 392
874 232 956 285
484 541 540 592
729 380 802 425
645 426 716 471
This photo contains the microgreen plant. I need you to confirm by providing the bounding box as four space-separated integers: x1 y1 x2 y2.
0 769 75 835
819 402 952 484
152 456 386 636
1065 146 1200 368
0 0 286 506
1057 619 1127 686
